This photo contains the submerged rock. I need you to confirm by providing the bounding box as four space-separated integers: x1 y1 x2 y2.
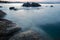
0 6 2 8
0 10 6 18
22 2 41 7
0 19 21 40
9 30 52 40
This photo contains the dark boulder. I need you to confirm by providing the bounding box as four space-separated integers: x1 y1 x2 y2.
9 7 17 10
0 6 2 8
0 19 21 40
0 10 6 18
31 2 41 7
9 7 15 10
50 5 53 7
22 2 41 7
22 2 31 7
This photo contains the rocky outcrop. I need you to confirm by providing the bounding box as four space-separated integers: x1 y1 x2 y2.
31 2 41 7
22 2 41 7
0 19 21 40
0 10 6 18
9 30 52 40
0 1 10 3
22 2 31 7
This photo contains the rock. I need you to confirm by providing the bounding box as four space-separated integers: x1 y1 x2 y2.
0 19 15 35
50 5 53 7
0 19 21 40
22 2 41 7
9 7 18 11
14 8 18 11
5 27 21 39
31 2 41 7
6 27 21 35
0 10 6 18
22 2 31 7
0 6 2 8
9 7 15 10
9 30 52 40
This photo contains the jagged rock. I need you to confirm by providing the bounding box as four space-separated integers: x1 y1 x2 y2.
0 10 6 18
9 30 52 40
0 19 21 40
22 2 41 7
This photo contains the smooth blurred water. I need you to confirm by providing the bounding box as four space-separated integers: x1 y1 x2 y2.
0 3 60 40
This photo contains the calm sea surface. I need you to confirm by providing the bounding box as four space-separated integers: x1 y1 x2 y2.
0 3 60 40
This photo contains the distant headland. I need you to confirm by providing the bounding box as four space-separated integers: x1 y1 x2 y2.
0 1 60 4
0 1 23 3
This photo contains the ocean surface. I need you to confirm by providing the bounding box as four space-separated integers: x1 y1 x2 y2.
0 3 60 40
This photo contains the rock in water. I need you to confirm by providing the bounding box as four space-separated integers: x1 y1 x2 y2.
22 2 31 7
0 19 21 40
9 7 18 11
22 2 41 7
9 7 15 10
31 2 41 7
0 6 2 8
50 5 53 7
9 30 52 40
0 10 6 18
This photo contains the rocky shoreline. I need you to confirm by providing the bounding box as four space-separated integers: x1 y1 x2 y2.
0 10 53 40
0 10 21 40
0 10 6 18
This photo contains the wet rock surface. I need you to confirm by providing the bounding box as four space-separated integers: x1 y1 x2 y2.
9 30 52 40
0 19 21 40
0 10 6 18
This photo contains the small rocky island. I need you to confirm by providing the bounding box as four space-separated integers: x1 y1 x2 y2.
22 2 41 7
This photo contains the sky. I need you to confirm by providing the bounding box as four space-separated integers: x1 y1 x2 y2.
1 0 60 2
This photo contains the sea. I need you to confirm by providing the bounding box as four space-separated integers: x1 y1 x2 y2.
0 3 60 40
